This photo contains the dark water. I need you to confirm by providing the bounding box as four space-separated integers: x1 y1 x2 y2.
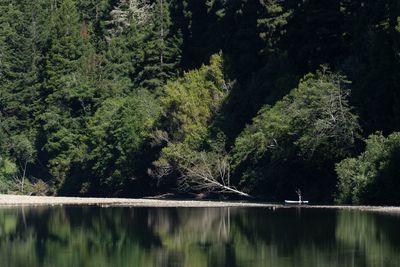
0 206 400 267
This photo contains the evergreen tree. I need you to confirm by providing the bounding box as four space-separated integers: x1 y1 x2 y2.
76 0 110 51
77 0 109 24
135 0 182 92
101 36 134 96
87 90 161 196
258 0 291 54
39 0 91 188
44 0 84 97
0 0 47 183
105 0 152 39
0 1 33 133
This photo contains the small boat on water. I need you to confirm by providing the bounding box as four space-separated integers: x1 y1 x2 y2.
285 189 308 204
284 200 309 204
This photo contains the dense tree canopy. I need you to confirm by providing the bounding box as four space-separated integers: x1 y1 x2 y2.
336 132 400 205
231 70 360 200
0 0 399 204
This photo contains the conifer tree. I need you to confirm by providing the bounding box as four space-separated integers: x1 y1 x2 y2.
77 0 109 24
102 0 152 95
45 0 84 96
0 1 29 132
258 0 291 54
101 33 140 96
135 0 182 92
104 0 181 93
0 0 44 178
39 0 91 187
105 0 152 39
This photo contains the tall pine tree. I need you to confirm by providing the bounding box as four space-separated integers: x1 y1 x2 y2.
134 0 182 92
39 0 92 189
0 0 48 181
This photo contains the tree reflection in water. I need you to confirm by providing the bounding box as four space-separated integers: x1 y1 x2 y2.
0 206 399 267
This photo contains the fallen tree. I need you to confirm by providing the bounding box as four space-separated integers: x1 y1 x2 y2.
151 142 251 198
176 152 251 197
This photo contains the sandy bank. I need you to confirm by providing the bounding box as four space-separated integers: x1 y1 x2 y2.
0 195 400 213
0 194 271 208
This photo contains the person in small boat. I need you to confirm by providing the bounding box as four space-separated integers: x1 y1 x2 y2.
296 189 302 203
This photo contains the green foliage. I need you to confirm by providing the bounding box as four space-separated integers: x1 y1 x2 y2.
88 90 161 195
154 54 230 190
336 132 400 205
135 0 182 91
1 142 51 195
45 0 84 96
233 70 359 165
102 36 135 94
0 0 400 201
160 53 227 147
0 0 49 187
231 69 360 198
38 0 88 187
397 17 400 33
0 1 39 132
38 0 107 189
258 0 292 53
76 0 109 23
0 156 17 193
103 0 181 93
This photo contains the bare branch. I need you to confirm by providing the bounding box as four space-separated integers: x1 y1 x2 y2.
174 151 250 197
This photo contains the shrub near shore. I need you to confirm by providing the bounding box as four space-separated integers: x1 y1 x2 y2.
336 132 400 205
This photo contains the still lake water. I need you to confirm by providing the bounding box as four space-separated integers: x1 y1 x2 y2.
0 206 399 267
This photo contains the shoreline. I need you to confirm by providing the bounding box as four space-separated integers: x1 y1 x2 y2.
0 194 400 213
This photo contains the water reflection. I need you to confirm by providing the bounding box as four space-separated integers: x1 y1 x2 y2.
0 206 399 267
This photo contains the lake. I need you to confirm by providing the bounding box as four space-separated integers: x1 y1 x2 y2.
0 206 399 267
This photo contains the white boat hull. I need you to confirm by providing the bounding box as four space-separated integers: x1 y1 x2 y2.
284 200 309 204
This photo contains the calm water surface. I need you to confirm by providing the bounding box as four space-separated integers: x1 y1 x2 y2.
0 206 399 267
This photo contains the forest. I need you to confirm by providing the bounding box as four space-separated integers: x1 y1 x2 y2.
0 0 399 205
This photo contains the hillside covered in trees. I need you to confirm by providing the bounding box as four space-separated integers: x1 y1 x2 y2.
1 0 400 204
